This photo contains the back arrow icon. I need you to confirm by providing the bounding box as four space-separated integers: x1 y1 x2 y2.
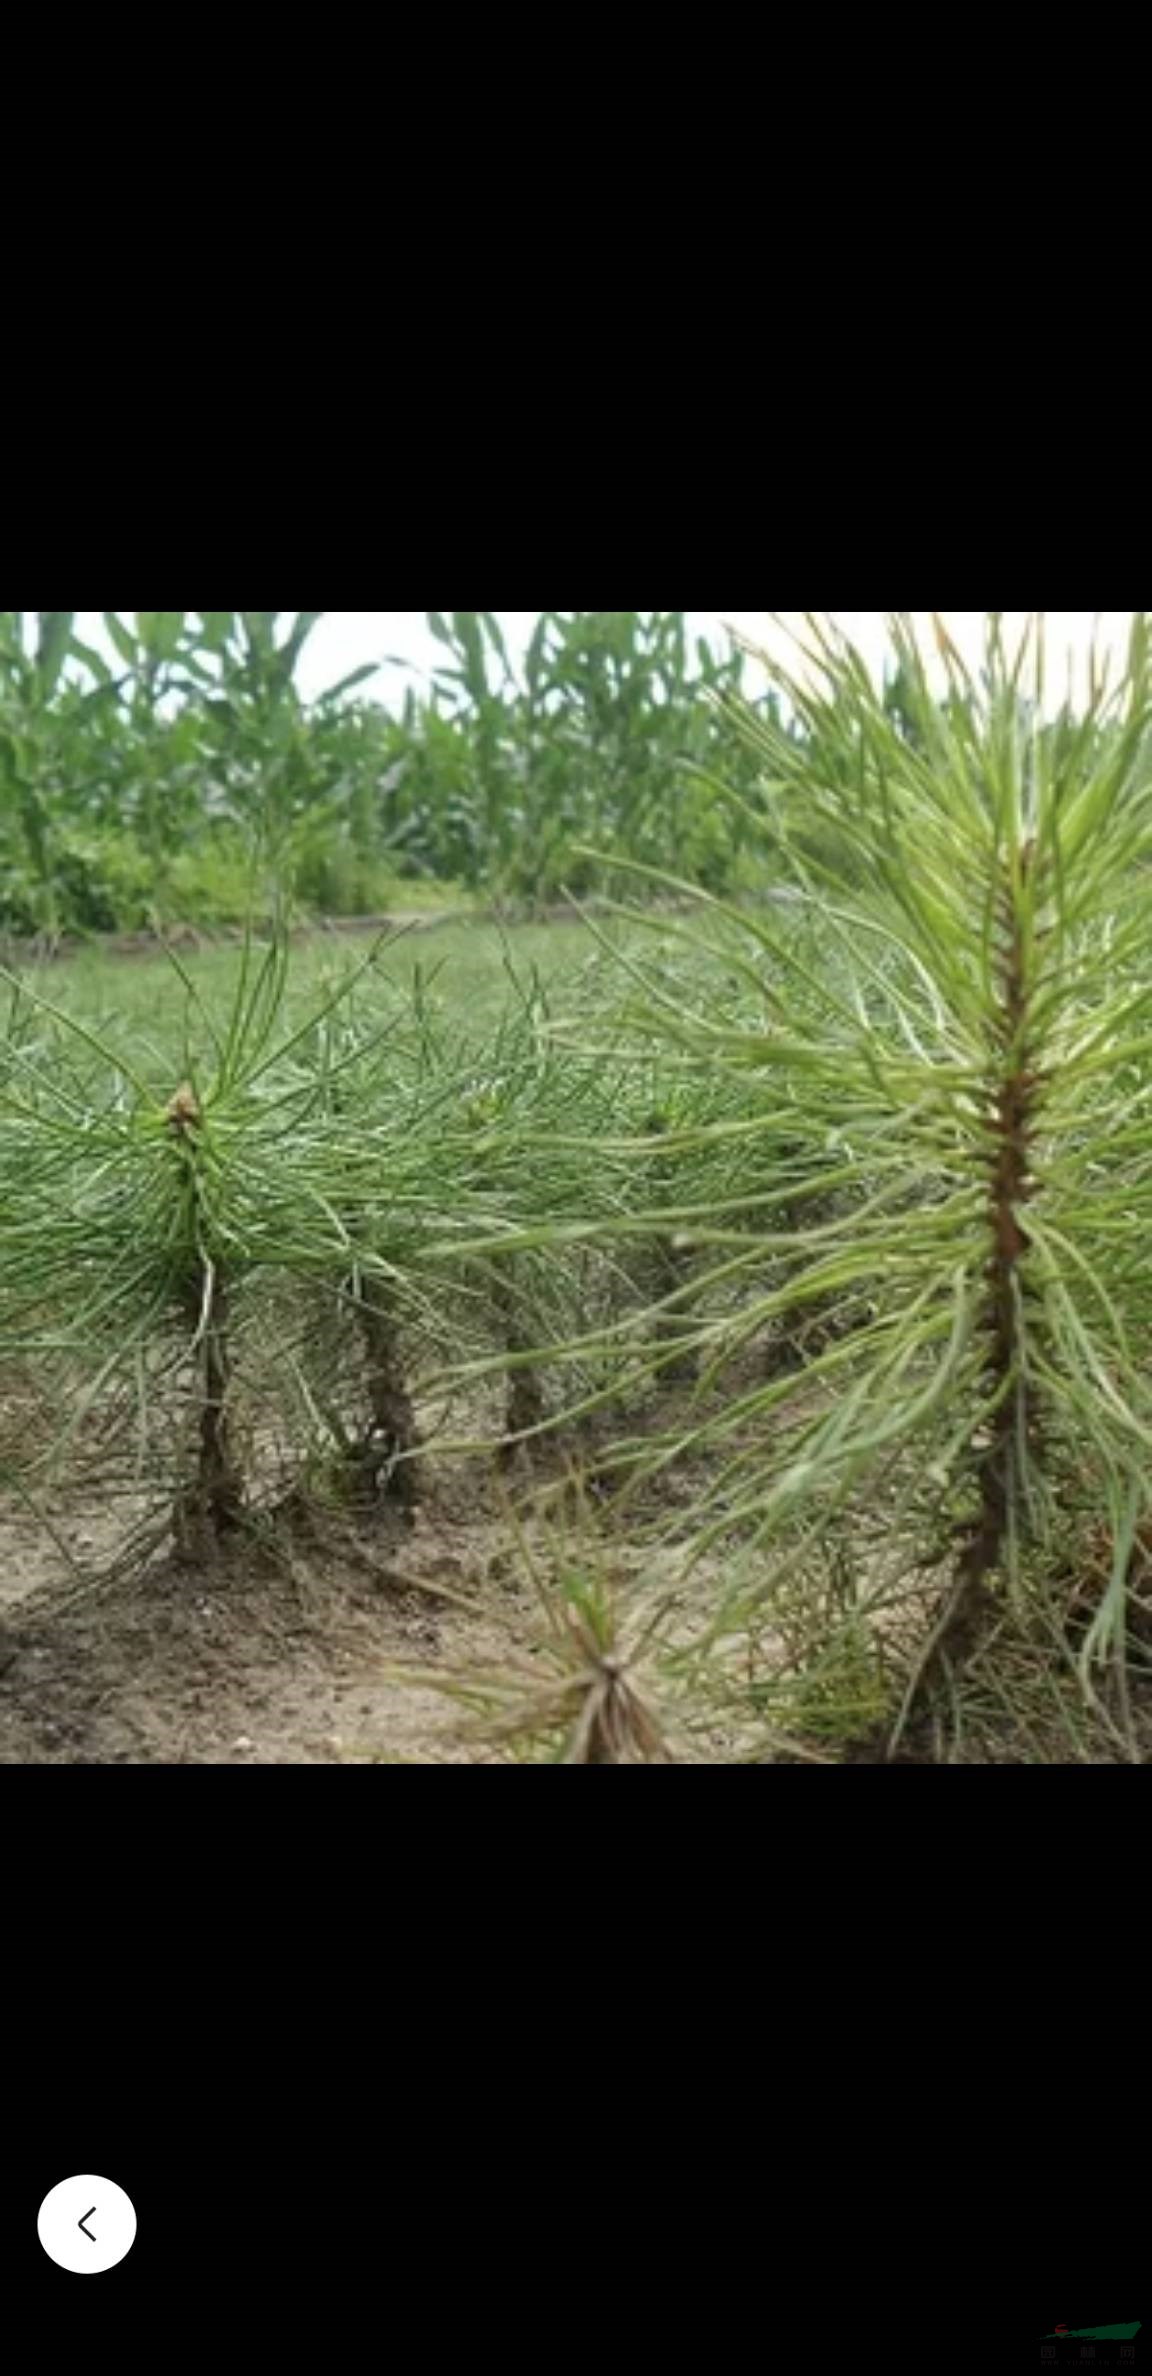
78 2207 97 2241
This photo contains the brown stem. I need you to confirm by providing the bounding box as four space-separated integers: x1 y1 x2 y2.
174 1262 244 1561
942 852 1043 1645
166 1084 244 1562
644 1116 697 1382
349 1274 421 1513
651 1234 697 1382
494 1268 546 1470
848 843 1047 1758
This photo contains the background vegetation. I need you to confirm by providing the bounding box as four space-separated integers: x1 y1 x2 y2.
0 611 787 938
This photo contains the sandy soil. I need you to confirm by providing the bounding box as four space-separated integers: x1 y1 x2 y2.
0 1347 787 1766
0 1470 541 1764
3 1275 1145 1765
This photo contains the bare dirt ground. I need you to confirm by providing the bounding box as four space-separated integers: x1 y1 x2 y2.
0 1344 792 1765
0 1308 987 1767
4 1405 1147 1763
0 1349 572 1764
0 1467 541 1764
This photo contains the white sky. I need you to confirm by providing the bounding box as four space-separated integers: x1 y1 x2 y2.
72 613 1140 714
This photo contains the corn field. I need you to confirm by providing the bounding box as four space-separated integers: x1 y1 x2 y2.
0 611 780 938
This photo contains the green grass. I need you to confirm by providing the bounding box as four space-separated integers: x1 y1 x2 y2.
12 913 639 1073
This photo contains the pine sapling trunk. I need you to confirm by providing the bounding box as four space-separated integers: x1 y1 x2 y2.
349 1271 421 1515
650 1234 697 1381
494 1262 546 1470
179 1262 244 1557
879 839 1047 1752
948 842 1043 1633
645 1114 697 1383
167 1086 245 1562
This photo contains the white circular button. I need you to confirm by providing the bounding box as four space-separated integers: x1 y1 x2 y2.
37 2175 137 2274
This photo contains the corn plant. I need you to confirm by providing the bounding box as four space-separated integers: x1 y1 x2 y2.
0 613 82 935
0 608 931 943
379 612 779 905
